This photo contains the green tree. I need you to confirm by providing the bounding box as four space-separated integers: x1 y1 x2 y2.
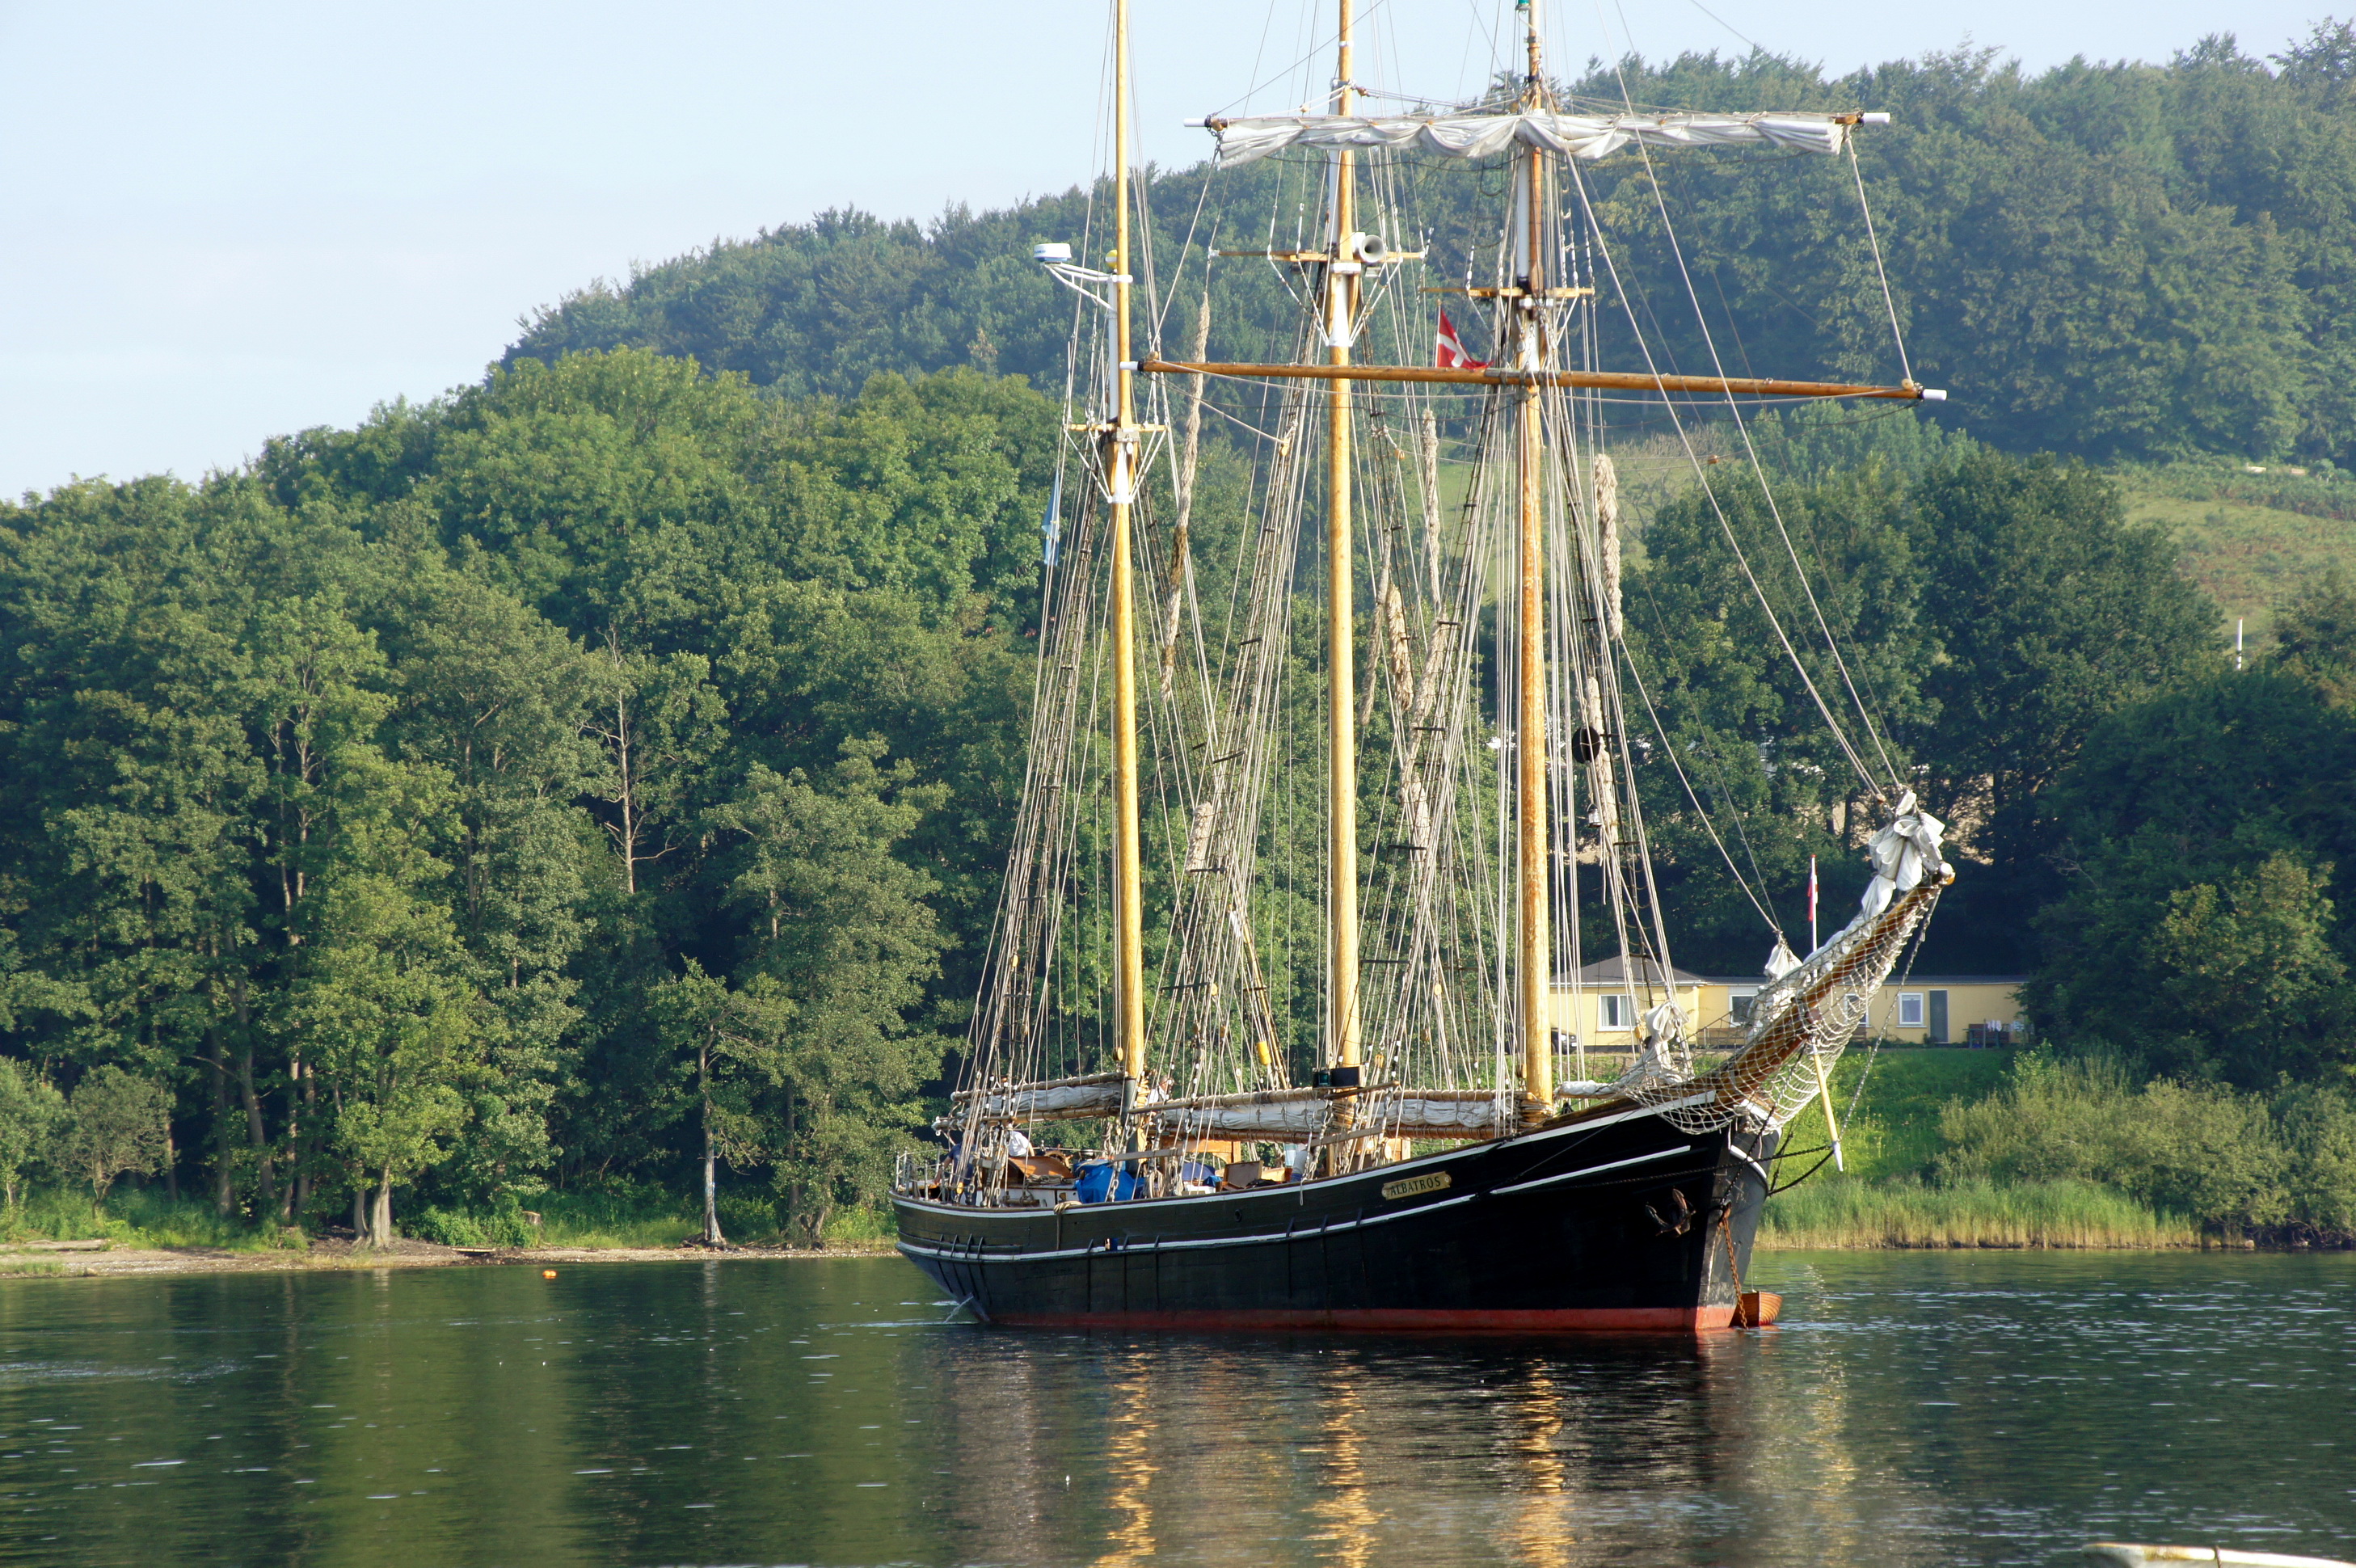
2156 853 2348 1036
0 1060 65 1209
2278 1085 2356 1232
714 740 949 1245
371 552 604 1203
283 747 481 1247
2270 564 2356 707
2030 671 2356 1079
1908 452 2218 967
644 963 795 1246
58 1066 170 1208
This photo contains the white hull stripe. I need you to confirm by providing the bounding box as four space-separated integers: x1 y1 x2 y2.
898 1144 1711 1265
1487 1144 1692 1196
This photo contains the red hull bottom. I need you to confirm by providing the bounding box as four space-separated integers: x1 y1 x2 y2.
990 1304 1743 1333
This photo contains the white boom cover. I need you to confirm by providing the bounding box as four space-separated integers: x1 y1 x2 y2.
1207 111 1852 166
967 1082 1127 1119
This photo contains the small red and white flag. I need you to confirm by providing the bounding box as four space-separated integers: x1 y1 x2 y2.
1436 310 1489 371
1807 855 1819 947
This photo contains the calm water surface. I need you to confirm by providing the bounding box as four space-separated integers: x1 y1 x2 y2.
0 1250 2345 1566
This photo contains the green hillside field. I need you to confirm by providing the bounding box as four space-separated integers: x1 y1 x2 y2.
2117 463 2356 644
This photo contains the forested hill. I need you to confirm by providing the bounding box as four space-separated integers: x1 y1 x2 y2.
514 31 2356 469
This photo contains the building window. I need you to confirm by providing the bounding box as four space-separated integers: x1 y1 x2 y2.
1898 992 1925 1028
1730 990 1759 1022
1600 994 1635 1030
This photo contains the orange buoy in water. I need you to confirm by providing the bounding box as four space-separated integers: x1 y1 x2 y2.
542 1270 558 1279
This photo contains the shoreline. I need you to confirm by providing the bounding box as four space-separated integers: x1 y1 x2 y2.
3 1234 2341 1279
0 1237 897 1279
1754 1237 2346 1252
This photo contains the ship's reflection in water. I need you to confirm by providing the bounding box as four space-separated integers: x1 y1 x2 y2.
0 1250 2345 1567
927 1322 1857 1567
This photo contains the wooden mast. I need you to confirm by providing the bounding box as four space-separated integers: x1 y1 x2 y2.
1327 0 1362 1081
1110 0 1148 1106
1516 0 1552 1126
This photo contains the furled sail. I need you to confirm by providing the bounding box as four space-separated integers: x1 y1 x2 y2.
1204 110 1858 166
955 1072 1129 1122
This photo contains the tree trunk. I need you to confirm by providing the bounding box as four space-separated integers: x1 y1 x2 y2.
162 1123 178 1202
702 1119 723 1246
606 631 642 896
367 1170 394 1248
352 1183 367 1242
277 1054 297 1224
209 1041 234 1218
237 1046 276 1213
700 1042 723 1246
798 1203 832 1250
291 1064 315 1221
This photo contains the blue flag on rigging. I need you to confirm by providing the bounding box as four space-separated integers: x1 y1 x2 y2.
1042 470 1063 567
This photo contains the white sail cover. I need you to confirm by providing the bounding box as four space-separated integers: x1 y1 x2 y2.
1159 1099 1330 1136
1384 1096 1508 1136
1207 111 1853 166
965 1081 1127 1119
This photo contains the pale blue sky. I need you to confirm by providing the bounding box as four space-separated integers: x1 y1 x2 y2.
0 0 2333 497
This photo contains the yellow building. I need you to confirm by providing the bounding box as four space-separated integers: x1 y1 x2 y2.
1547 957 1710 1047
1852 975 2030 1045
1551 959 2029 1050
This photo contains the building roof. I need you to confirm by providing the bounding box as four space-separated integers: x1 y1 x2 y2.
1874 976 2030 987
1562 955 1711 987
1697 973 2029 988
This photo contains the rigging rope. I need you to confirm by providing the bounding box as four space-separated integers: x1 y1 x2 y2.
1602 66 1907 799
1562 158 1888 799
1616 641 1785 936
1849 141 1916 391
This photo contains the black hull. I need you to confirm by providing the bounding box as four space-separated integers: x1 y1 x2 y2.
895 1103 1776 1332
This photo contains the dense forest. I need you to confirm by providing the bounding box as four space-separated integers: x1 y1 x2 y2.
3 29 2356 1245
519 27 2356 468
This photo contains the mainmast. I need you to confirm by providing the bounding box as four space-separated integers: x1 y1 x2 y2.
1110 0 1148 1107
1515 0 1552 1125
1326 0 1362 1080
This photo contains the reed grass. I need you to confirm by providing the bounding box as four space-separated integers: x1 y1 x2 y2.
1759 1176 2200 1250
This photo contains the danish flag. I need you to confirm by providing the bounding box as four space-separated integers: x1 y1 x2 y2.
1435 309 1489 370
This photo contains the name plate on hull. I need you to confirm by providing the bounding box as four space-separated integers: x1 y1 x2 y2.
1380 1171 1452 1201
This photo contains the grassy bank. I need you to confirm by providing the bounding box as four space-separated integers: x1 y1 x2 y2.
1759 1047 2197 1249
1758 1176 2198 1250
0 1183 890 1257
1772 1047 2015 1179
0 1188 304 1252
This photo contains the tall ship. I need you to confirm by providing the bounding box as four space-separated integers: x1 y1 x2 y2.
892 0 1951 1330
